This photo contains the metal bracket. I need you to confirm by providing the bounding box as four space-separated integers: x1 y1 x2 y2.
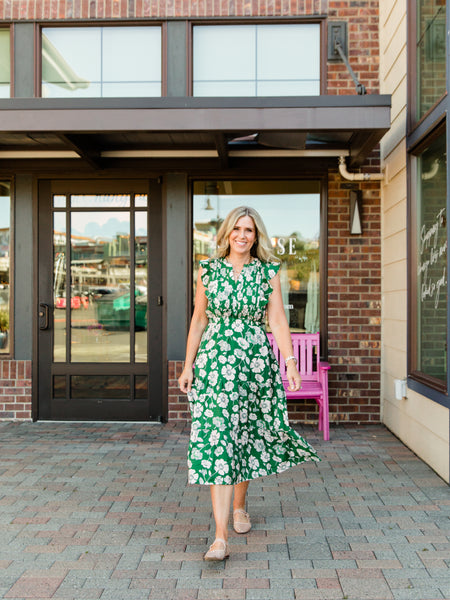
328 21 366 95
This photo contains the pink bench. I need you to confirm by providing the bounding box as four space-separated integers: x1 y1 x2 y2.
267 332 330 441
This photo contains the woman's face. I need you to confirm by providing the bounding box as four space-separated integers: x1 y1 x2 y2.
228 215 257 257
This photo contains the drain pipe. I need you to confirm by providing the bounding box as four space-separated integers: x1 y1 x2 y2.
338 156 384 182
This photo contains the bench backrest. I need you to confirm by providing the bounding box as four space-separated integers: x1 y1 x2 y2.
267 332 320 382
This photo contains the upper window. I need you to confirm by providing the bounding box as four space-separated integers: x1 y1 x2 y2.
41 26 162 98
0 29 10 98
415 0 446 120
193 24 320 97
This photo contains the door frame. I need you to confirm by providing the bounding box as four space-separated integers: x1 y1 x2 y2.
34 177 164 421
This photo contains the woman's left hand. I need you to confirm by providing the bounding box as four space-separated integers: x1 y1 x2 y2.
286 361 302 391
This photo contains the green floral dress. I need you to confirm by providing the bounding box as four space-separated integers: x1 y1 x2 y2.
188 257 320 485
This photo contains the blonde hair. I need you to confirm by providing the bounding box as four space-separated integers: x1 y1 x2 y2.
215 206 277 263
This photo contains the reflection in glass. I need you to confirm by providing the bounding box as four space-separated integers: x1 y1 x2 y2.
53 195 66 208
42 26 162 98
70 211 131 362
71 194 130 208
135 212 148 362
416 0 446 119
53 213 67 362
193 24 320 97
135 375 148 399
0 182 10 352
135 194 148 207
53 375 66 398
0 30 11 98
416 132 447 383
71 375 130 399
193 181 321 332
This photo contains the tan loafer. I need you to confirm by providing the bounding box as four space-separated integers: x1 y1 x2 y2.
204 537 230 561
233 508 251 534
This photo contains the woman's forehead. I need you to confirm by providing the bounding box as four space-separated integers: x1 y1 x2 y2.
235 215 255 228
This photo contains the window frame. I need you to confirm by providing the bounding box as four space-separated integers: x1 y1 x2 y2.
37 22 167 99
407 0 450 406
187 17 327 97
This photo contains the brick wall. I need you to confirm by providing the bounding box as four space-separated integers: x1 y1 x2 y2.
0 360 32 420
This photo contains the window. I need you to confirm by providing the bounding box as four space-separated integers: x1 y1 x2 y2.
193 24 320 97
193 181 322 332
408 0 448 398
41 26 162 98
410 129 447 389
0 29 10 98
415 0 446 120
0 182 11 354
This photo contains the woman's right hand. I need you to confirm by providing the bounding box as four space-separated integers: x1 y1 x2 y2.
178 366 194 394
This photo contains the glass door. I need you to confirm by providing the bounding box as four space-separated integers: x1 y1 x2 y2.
38 180 163 420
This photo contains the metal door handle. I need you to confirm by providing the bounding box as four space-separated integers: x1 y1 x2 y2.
39 303 50 330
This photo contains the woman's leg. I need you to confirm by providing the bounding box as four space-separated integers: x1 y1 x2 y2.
233 481 249 511
210 484 234 542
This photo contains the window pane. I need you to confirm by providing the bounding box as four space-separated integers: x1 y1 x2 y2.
193 24 320 97
0 182 10 353
193 181 321 332
42 26 161 98
416 132 447 383
416 0 446 119
0 29 11 98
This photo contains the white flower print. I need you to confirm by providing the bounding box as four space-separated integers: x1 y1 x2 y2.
187 257 320 486
208 371 218 386
221 365 236 380
209 430 220 446
250 358 264 373
215 459 229 475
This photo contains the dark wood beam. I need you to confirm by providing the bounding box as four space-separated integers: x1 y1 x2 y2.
58 134 103 170
214 134 228 169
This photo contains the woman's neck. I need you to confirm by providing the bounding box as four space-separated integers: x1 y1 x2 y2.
227 251 251 266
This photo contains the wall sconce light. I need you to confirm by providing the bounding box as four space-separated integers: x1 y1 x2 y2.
350 190 362 235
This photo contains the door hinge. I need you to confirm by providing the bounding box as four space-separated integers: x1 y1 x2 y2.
157 296 163 306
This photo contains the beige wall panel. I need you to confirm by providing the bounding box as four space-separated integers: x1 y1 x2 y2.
383 395 449 483
382 340 406 374
384 199 406 239
382 139 406 178
382 170 406 213
383 230 407 264
380 0 406 34
383 290 407 321
384 260 407 292
381 16 406 79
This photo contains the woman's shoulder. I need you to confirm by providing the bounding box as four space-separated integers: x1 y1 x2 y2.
260 259 281 279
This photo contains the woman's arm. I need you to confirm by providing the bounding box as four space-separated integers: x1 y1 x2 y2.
267 272 302 392
178 268 209 393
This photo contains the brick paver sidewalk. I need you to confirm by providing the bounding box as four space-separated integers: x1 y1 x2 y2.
0 421 449 600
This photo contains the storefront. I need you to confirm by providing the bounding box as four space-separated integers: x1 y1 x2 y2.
0 7 394 434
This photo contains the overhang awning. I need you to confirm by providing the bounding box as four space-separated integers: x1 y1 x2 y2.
0 95 391 169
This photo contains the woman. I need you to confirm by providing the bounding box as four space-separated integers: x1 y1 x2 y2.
178 206 319 561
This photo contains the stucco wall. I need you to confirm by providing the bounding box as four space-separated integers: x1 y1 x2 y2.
379 0 449 482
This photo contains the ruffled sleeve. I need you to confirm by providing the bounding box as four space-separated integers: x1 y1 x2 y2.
264 261 281 281
199 259 211 288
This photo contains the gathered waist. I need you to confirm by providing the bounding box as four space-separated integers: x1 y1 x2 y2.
207 314 265 327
